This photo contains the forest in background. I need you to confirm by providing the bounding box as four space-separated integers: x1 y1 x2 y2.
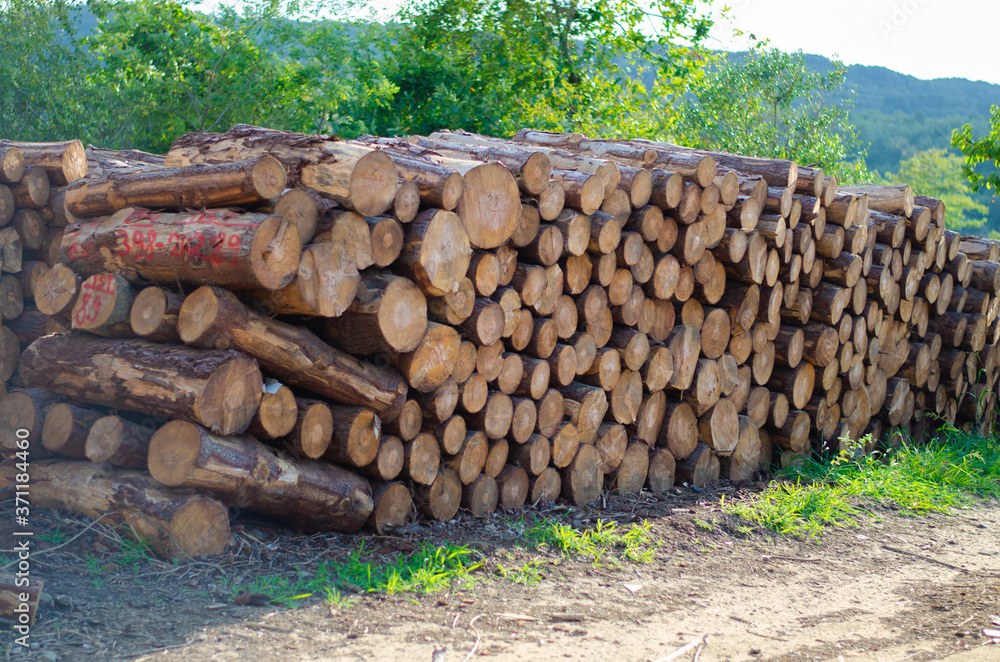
1 0 997 234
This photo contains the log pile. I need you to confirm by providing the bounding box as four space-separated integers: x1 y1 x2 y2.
1 127 998 559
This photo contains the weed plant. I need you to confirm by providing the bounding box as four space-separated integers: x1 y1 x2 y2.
724 428 1000 537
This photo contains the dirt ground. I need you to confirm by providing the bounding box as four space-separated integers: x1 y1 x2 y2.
5 482 1000 662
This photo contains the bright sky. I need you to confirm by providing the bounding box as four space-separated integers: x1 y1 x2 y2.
708 0 1000 85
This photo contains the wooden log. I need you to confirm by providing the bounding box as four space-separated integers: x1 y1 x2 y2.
165 125 397 215
658 401 698 459
312 209 375 270
60 208 301 291
458 373 489 414
839 185 912 218
244 383 297 441
414 468 461 520
0 145 24 184
247 242 360 318
84 415 155 469
0 227 22 274
9 165 49 209
33 263 79 318
459 473 498 516
496 465 529 510
178 286 408 418
467 391 514 440
430 415 467 456
609 369 643 425
507 396 538 444
394 208 474 296
67 272 135 337
66 156 286 218
20 335 262 436
698 398 739 452
366 481 412 532
0 275 23 324
446 431 489 485
608 442 649 494
719 416 762 482
0 389 61 456
477 341 505 381
41 402 105 458
512 433 551 476
1 139 85 185
129 286 183 343
281 398 333 459
149 420 373 532
675 443 719 487
273 188 320 245
560 443 602 505
556 382 609 445
319 273 428 354
399 432 440 486
418 133 553 195
1 460 228 560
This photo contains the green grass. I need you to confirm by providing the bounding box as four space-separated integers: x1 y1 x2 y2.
229 516 660 606
37 525 67 546
495 560 546 585
724 429 1000 537
228 541 483 606
522 518 659 565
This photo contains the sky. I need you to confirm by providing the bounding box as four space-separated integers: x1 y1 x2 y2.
708 0 1000 85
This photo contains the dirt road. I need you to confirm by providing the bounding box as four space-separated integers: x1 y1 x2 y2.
8 487 1000 661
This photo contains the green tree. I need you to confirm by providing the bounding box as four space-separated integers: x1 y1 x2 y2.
85 0 323 152
676 46 871 183
880 148 988 232
0 0 102 142
952 104 1000 194
346 0 715 139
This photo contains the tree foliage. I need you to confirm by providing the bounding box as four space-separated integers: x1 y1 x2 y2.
880 148 988 233
352 0 716 139
0 0 96 141
0 0 879 188
676 46 871 183
952 104 1000 194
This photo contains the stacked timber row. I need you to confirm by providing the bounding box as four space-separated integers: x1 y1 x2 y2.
0 126 998 560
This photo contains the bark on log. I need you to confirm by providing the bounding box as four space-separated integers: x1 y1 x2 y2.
0 460 228 560
60 207 302 291
149 420 373 532
65 156 287 217
130 286 183 343
0 139 86 185
321 272 428 354
178 286 407 419
247 242 360 318
85 414 156 469
19 334 262 436
165 125 397 216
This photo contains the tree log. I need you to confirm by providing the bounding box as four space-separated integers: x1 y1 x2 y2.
0 460 228 560
60 207 301 291
20 335 262 436
178 286 407 419
149 420 373 532
65 156 286 217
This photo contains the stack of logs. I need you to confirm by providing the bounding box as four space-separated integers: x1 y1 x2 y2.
0 126 997 561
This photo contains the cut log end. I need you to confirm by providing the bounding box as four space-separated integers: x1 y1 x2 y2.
350 150 399 217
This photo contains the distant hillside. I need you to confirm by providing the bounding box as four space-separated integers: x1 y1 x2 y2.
797 54 998 175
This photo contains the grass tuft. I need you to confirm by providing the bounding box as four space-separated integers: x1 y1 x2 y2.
229 541 483 606
725 429 1000 537
523 518 658 565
